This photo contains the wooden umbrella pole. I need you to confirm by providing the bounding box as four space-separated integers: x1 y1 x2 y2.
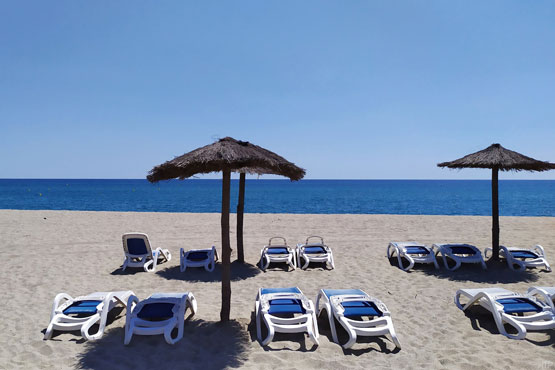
491 167 500 260
236 172 245 263
220 169 232 321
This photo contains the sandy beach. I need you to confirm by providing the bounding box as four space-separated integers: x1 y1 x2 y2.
1 209 554 370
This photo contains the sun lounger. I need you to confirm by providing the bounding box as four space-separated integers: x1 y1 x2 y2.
433 243 486 270
387 242 439 271
484 245 551 272
454 287 555 340
296 236 335 270
44 290 134 341
124 292 197 345
255 287 319 346
122 233 171 272
527 287 555 311
316 289 401 349
259 237 296 271
180 246 218 272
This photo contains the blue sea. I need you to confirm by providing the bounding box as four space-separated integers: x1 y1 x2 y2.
0 179 553 216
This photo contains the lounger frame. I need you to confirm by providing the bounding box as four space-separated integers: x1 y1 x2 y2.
296 236 335 270
259 237 296 271
433 243 486 271
180 246 219 272
124 292 197 345
255 287 319 346
122 233 171 272
44 290 134 341
454 287 555 340
527 286 555 311
484 245 551 272
316 289 401 349
387 241 439 271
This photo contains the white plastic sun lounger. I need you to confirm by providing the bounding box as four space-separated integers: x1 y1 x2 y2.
527 287 555 311
484 245 551 272
316 289 401 349
259 237 296 271
296 236 335 270
44 290 134 341
122 233 171 272
124 292 197 345
454 287 555 340
433 243 487 271
255 287 319 346
387 242 439 271
180 246 218 272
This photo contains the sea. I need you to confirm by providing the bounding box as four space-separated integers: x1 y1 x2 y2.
0 179 553 216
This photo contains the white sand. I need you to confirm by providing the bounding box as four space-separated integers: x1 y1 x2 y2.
1 210 554 370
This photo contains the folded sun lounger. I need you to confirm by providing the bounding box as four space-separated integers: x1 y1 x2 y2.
122 233 171 272
124 292 197 345
180 246 219 272
527 286 555 311
255 287 319 346
44 290 134 341
387 241 439 271
296 236 335 270
259 237 296 271
454 287 555 340
484 245 551 272
433 243 487 271
316 289 401 349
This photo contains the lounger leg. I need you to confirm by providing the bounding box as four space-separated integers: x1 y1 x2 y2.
81 314 102 341
43 316 59 340
255 301 262 343
124 295 139 345
261 314 275 346
386 316 401 349
122 257 129 271
338 317 357 349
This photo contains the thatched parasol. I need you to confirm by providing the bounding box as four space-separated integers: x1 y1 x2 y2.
147 137 305 321
438 143 555 261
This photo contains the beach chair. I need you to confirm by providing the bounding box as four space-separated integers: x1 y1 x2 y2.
454 287 555 340
124 292 197 345
484 245 551 272
44 290 134 341
255 287 319 346
259 237 296 271
527 287 555 311
316 289 401 349
387 241 439 271
296 236 335 270
122 233 171 272
180 246 218 272
432 243 487 271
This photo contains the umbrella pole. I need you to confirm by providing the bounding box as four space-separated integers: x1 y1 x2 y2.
236 173 245 263
220 169 231 322
492 167 500 260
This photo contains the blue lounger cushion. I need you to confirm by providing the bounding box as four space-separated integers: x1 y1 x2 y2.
63 300 102 315
187 251 210 261
266 247 290 255
137 303 176 320
509 251 538 259
497 298 542 314
404 246 430 255
342 301 383 318
448 246 477 255
268 299 306 315
127 238 148 255
304 246 327 254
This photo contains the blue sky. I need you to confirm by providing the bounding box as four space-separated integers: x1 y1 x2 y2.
1 1 554 179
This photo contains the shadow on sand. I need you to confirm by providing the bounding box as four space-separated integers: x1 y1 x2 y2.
76 319 250 370
156 261 261 283
388 256 541 284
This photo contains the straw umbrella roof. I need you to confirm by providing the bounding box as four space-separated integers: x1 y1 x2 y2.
147 137 305 182
437 143 555 172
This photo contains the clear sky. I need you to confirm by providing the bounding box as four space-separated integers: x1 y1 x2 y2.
1 1 554 180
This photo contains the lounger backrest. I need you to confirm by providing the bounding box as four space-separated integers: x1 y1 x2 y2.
123 233 152 256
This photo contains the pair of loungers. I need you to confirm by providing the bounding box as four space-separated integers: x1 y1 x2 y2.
44 290 197 344
259 236 335 271
455 286 555 340
255 287 400 350
388 241 551 272
122 233 218 273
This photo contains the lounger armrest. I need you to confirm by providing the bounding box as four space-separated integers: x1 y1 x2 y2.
51 293 73 320
532 245 546 257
